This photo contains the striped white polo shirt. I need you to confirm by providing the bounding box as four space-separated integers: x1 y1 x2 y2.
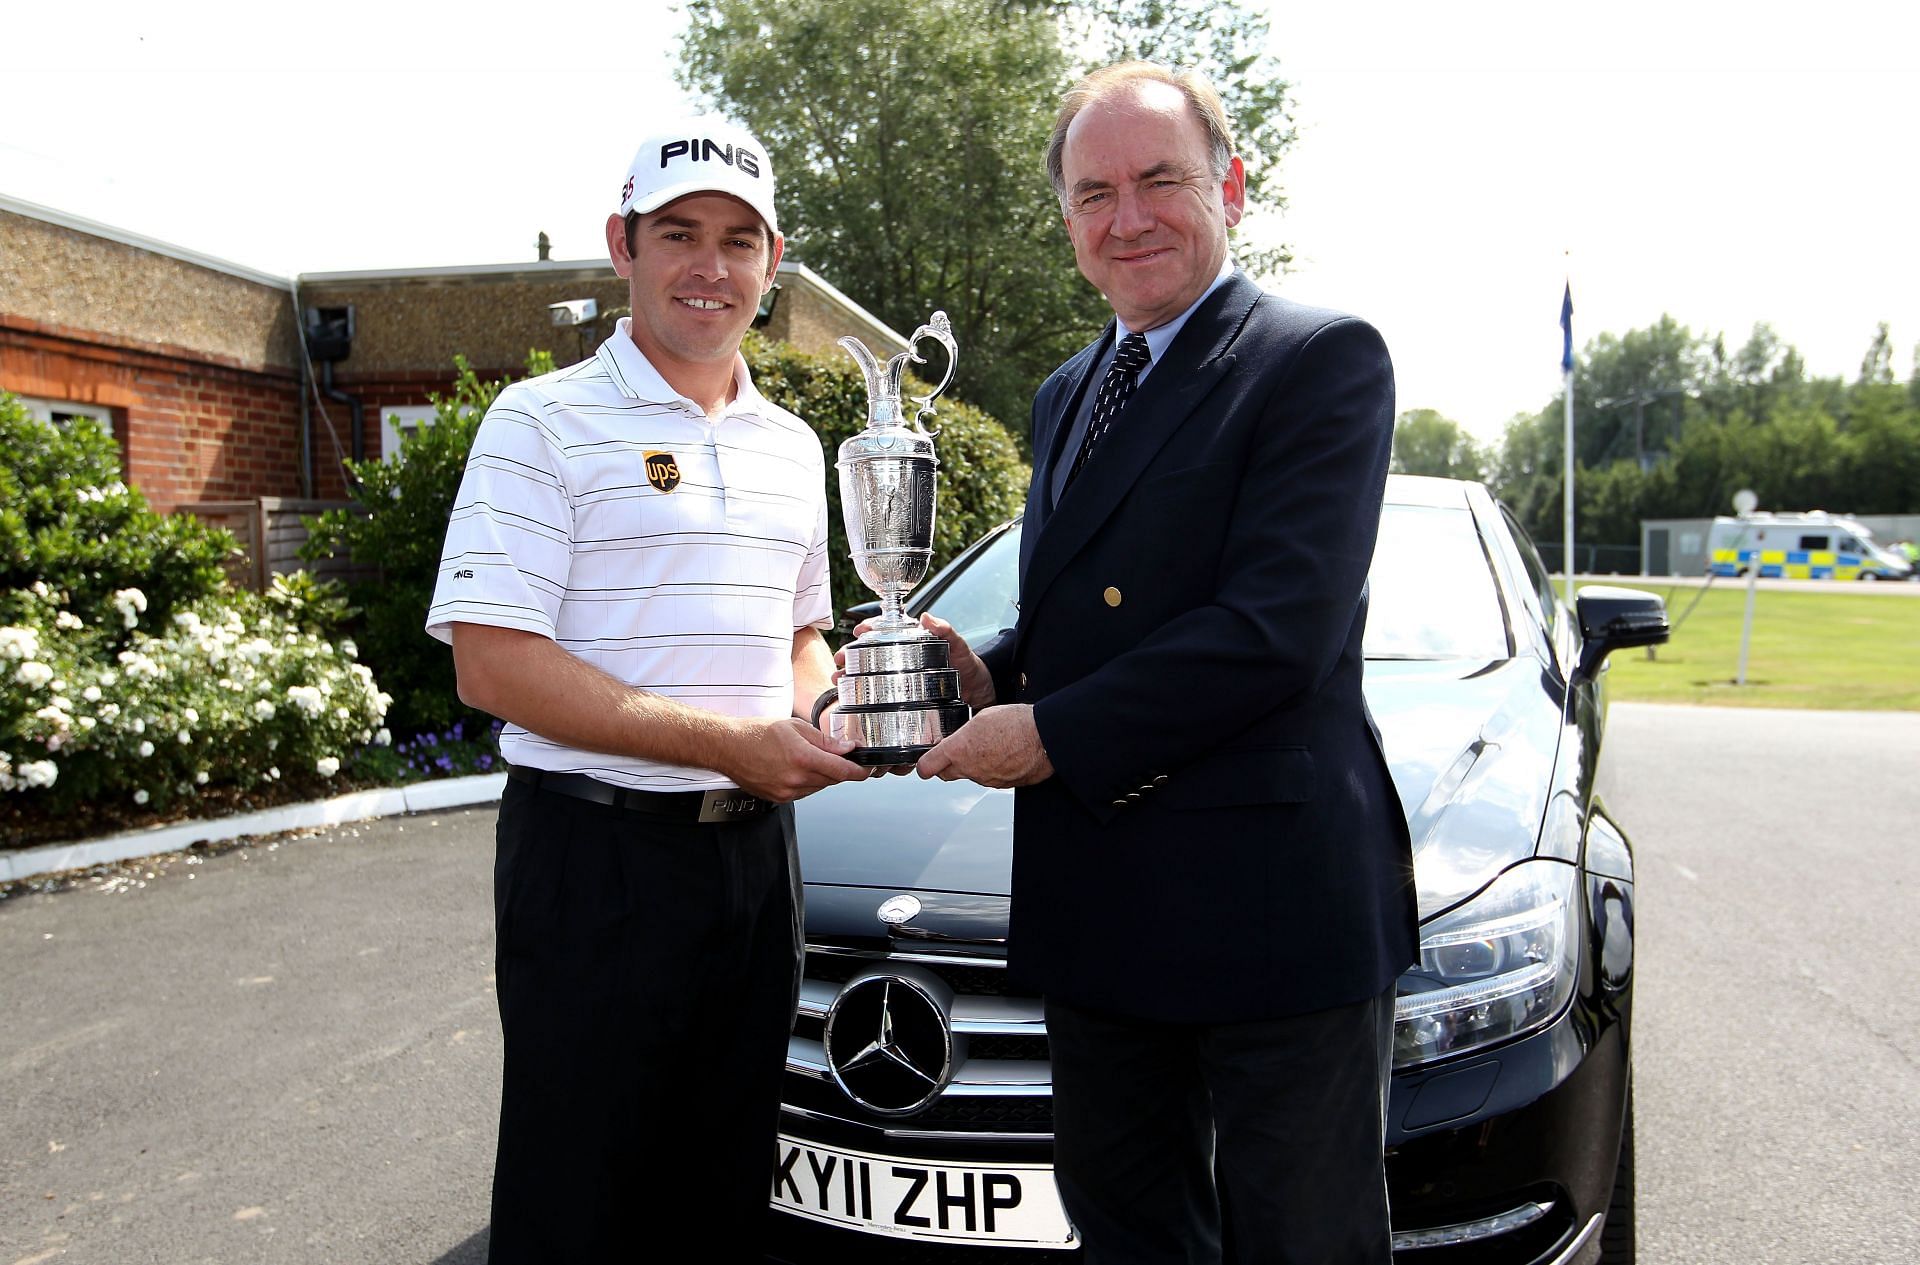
426 319 834 791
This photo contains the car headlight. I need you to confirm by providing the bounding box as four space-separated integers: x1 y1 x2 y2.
1393 859 1579 1069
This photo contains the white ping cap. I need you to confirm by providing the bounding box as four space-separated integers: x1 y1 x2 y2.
617 116 779 237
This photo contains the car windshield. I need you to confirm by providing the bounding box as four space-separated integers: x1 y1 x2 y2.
917 503 1510 661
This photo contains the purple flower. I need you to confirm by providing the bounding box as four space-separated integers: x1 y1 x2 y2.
477 754 494 770
435 754 454 772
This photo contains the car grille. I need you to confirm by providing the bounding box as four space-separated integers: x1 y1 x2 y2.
786 945 1056 1139
804 952 1021 999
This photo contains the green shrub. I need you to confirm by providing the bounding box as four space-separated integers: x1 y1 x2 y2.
740 331 1029 631
262 569 357 637
301 353 554 736
0 393 234 635
0 584 391 816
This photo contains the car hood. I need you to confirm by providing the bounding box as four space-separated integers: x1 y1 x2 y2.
794 655 1561 922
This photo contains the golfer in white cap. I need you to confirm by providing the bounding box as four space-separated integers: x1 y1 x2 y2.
427 115 866 1261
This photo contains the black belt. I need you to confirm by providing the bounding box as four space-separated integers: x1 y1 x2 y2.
507 765 774 823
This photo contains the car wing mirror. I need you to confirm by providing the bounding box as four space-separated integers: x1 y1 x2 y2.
1572 585 1671 684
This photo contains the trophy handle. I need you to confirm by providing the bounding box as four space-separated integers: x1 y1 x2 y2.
810 686 839 729
905 311 958 435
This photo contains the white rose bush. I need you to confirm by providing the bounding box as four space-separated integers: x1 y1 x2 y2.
1 583 391 815
1 390 496 846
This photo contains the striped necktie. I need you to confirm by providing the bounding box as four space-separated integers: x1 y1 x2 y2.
1064 331 1152 490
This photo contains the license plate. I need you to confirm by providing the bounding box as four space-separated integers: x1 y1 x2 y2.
771 1135 1077 1248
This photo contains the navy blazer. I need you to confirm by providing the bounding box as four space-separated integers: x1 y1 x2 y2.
978 271 1418 1023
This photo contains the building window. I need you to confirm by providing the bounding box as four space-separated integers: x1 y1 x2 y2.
380 405 438 463
16 396 116 439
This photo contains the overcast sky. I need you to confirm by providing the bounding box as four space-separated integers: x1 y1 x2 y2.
8 1 1916 441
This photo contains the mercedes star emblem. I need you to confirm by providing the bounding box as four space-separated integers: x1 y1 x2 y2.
876 894 922 926
823 973 954 1115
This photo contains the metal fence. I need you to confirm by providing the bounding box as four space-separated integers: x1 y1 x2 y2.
1534 542 1642 576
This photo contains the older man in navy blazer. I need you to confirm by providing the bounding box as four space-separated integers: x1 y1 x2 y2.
918 62 1418 1264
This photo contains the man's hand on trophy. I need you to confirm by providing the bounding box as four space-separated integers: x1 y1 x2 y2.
914 614 997 710
917 704 1052 788
725 716 871 801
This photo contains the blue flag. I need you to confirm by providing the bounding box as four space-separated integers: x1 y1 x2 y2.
1560 283 1574 374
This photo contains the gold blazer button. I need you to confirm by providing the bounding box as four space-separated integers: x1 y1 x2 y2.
1103 586 1123 607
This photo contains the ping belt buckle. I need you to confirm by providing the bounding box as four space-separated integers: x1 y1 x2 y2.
698 789 768 823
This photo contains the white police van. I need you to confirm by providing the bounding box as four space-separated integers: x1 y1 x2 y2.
1707 511 1913 581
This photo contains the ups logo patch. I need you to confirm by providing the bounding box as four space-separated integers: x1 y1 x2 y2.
644 451 681 493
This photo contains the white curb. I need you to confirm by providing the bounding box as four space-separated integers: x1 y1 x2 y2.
0 772 507 884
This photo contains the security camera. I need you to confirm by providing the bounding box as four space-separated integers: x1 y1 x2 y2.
549 298 599 327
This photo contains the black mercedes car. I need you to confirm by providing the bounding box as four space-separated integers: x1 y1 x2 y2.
770 475 1668 1264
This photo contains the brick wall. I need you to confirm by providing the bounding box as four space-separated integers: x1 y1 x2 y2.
0 315 315 512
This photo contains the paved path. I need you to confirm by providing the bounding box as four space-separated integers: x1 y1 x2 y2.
0 812 500 1265
1605 703 1920 1264
2 703 1916 1262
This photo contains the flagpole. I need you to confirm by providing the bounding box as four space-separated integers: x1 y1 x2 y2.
1560 278 1576 608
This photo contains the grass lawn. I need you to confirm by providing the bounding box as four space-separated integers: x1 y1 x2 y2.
1582 582 1920 711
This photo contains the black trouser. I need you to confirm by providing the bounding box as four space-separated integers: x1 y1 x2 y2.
1045 988 1395 1265
486 778 801 1264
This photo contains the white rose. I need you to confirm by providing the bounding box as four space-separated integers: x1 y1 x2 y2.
374 728 391 747
177 730 191 745
13 661 53 688
138 741 155 757
315 756 340 777
19 760 58 789
194 771 209 785
253 700 276 721
82 685 102 702
133 789 150 805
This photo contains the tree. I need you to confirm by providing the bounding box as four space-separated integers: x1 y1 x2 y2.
1858 321 1896 385
680 0 1096 431
1390 409 1485 481
1575 315 1705 468
678 0 1297 430
1491 317 1920 557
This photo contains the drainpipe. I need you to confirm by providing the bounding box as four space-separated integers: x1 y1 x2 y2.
289 281 315 498
319 359 365 466
297 361 314 499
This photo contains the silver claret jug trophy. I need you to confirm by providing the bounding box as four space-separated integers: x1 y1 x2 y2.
810 312 971 764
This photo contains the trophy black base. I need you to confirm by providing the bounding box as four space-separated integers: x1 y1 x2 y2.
849 743 935 767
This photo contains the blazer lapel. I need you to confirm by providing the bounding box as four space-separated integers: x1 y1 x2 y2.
1019 336 1106 591
1018 275 1261 626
